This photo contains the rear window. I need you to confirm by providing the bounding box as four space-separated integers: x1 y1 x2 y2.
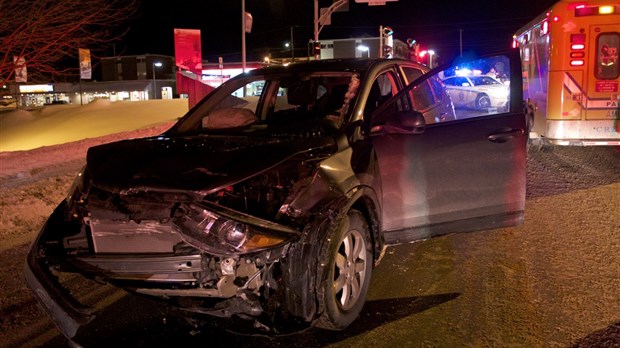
595 32 619 80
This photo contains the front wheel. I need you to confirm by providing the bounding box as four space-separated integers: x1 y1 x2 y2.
475 93 491 110
316 209 373 330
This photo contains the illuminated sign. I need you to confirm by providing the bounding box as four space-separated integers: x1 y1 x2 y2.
19 84 54 93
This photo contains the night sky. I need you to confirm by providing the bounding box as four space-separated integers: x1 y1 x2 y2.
118 0 559 64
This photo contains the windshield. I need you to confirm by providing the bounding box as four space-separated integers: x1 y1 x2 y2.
172 71 361 135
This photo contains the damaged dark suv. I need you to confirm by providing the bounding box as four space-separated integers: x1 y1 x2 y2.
25 51 527 340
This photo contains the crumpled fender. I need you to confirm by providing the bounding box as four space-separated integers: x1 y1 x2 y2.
280 185 383 322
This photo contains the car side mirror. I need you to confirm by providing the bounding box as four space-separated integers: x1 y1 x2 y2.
370 111 426 136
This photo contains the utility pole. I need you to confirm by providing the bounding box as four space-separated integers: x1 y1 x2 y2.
314 0 319 42
313 0 348 41
379 25 385 58
242 0 246 73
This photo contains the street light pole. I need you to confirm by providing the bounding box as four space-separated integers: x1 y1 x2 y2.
459 29 463 57
427 50 435 68
152 61 162 100
290 26 295 62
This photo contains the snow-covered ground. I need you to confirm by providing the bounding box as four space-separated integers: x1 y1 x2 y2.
0 98 188 152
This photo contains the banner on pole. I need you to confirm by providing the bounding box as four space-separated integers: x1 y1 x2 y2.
13 56 27 83
245 12 253 33
79 48 92 79
355 0 398 5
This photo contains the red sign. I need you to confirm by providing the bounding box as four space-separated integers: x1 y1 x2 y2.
174 29 202 75
595 80 618 93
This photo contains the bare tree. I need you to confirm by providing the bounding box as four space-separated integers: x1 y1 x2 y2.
0 0 139 85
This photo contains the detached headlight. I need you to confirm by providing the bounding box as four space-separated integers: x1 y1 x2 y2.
65 164 89 219
173 202 299 256
65 165 86 203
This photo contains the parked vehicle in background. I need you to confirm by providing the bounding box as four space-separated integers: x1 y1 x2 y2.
442 75 509 111
514 0 620 146
0 95 17 109
24 51 527 343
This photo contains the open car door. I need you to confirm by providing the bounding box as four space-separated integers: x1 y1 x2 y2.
370 50 527 244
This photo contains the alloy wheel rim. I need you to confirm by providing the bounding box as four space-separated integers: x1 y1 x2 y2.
479 96 491 109
333 228 367 311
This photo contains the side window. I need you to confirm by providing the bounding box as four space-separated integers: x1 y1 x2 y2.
364 71 399 116
440 55 512 119
402 66 436 111
429 77 445 99
410 81 436 111
454 77 470 86
402 67 423 83
442 78 455 86
371 93 413 129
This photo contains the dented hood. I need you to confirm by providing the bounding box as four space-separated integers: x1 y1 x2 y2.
86 134 336 193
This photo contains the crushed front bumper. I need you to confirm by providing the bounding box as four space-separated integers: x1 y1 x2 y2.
24 202 94 339
23 201 296 339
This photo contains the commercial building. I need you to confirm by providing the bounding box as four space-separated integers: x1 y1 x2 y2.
317 37 408 60
7 54 178 108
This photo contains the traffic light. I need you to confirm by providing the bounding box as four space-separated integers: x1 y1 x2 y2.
380 26 393 58
383 26 393 37
313 41 321 60
407 38 420 62
383 45 392 57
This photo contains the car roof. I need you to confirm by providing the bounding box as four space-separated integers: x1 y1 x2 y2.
446 75 495 79
244 58 428 77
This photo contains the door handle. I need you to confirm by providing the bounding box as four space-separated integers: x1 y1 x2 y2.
487 128 524 143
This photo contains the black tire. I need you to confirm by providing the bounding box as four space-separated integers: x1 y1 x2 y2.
528 137 555 153
316 209 373 330
475 93 491 110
